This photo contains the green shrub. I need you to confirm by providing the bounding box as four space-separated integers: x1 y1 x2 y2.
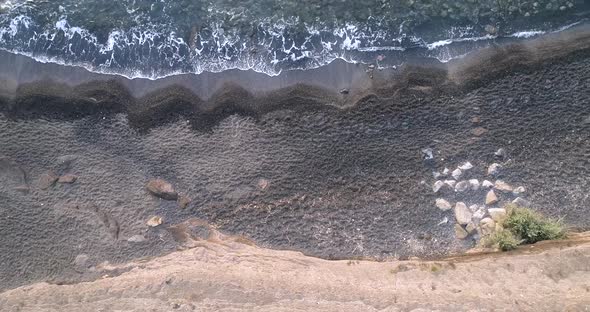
485 230 520 251
503 207 565 244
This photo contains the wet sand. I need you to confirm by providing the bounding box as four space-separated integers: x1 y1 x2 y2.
0 24 589 291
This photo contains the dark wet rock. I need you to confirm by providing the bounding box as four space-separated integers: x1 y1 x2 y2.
146 179 178 200
454 202 472 225
178 196 191 209
38 171 58 189
58 174 77 184
0 157 27 190
513 197 532 207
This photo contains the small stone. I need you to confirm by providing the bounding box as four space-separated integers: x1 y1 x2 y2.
58 174 77 184
513 197 531 207
178 196 191 209
468 179 480 191
127 235 147 243
455 181 470 192
482 180 494 188
147 216 163 227
470 116 481 124
471 127 488 136
454 224 469 239
452 168 462 180
421 148 434 160
479 218 496 236
494 148 507 159
469 204 479 212
339 88 349 95
437 216 449 226
433 180 445 193
442 168 450 175
436 198 452 211
458 162 473 170
485 190 499 205
513 186 526 194
146 179 178 200
444 180 456 188
454 202 472 225
487 163 502 176
39 171 58 189
494 180 513 192
488 208 507 223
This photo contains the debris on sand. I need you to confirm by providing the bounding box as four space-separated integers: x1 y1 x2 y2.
58 174 77 184
39 171 58 189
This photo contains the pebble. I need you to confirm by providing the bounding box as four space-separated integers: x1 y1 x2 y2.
147 216 163 227
494 180 513 192
482 180 494 188
452 168 462 180
421 148 434 160
435 198 452 211
487 163 502 176
485 189 499 205
455 181 470 192
494 148 507 159
433 180 445 193
454 202 472 225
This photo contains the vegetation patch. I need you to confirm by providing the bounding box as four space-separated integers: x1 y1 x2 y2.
483 205 565 251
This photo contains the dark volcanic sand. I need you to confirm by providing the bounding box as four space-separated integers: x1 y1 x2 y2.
1 38 590 290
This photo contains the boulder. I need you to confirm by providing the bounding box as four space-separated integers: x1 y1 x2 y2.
454 202 472 225
480 218 496 236
455 181 470 192
147 179 178 200
485 190 499 205
454 224 469 239
58 174 77 184
39 171 58 189
432 180 445 193
494 180 513 192
488 208 507 223
435 198 452 211
487 163 502 176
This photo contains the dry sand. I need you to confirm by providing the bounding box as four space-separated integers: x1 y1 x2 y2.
1 231 589 312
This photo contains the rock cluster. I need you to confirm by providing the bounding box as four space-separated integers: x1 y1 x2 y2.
430 148 532 241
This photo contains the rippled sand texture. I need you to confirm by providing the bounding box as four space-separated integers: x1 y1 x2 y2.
0 26 589 291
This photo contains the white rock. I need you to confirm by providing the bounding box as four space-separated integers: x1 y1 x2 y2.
488 208 507 223
487 163 502 176
458 162 474 170
454 202 473 225
421 148 434 160
482 180 494 188
444 180 456 188
442 168 450 175
513 186 526 194
485 189 499 205
469 204 479 212
452 168 463 180
435 198 452 211
454 224 469 239
433 180 445 193
433 171 443 179
494 180 513 192
469 179 480 191
437 216 449 226
472 208 486 221
455 181 470 192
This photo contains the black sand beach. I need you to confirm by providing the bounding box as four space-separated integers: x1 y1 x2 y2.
0 25 589 291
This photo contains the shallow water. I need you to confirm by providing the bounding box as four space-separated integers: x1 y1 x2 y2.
0 0 588 78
